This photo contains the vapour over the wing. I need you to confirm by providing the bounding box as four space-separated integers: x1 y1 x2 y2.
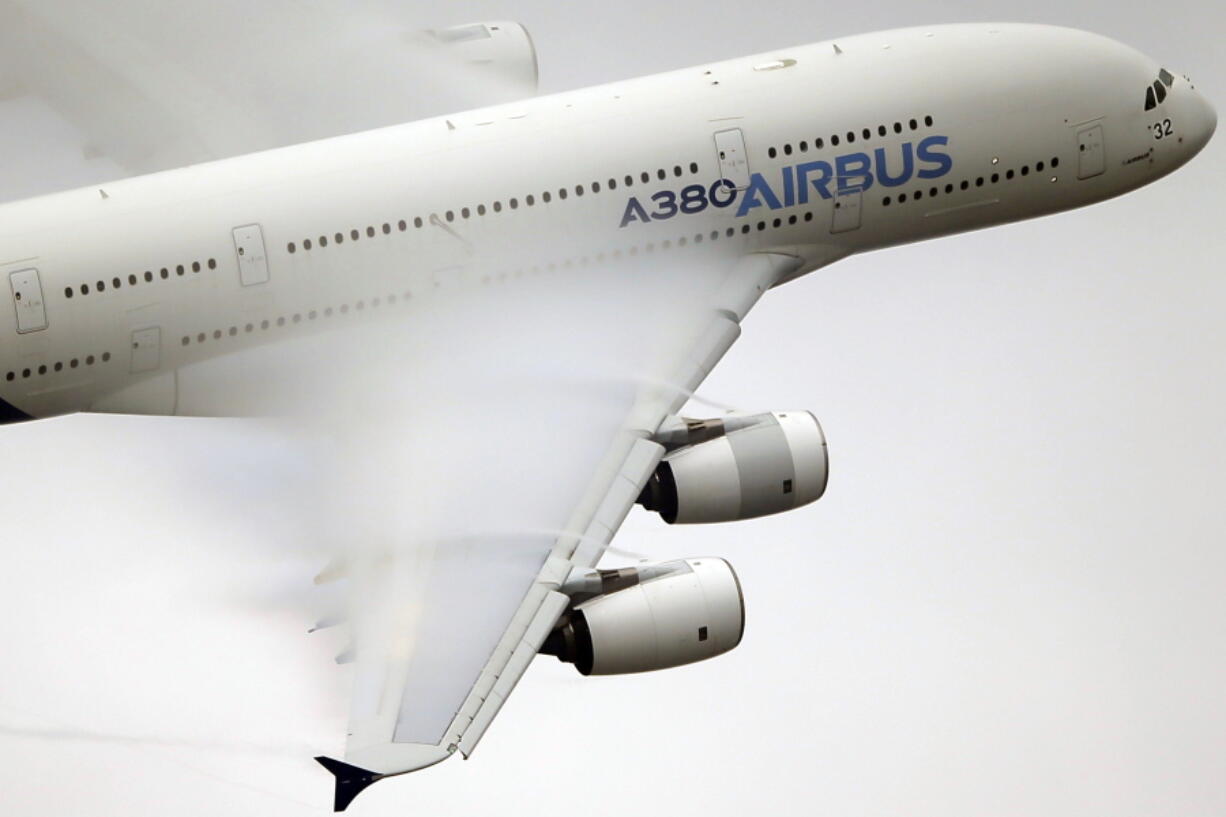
165 229 744 727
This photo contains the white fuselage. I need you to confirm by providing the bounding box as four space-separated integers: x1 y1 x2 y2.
0 23 1214 422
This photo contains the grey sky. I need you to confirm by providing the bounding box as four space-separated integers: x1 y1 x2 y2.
0 1 1222 815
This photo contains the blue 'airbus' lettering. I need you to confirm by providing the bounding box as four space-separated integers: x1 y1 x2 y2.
619 135 953 228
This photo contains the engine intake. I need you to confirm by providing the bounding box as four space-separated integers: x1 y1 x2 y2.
638 411 828 524
541 558 744 675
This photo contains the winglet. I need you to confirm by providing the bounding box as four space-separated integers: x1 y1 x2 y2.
315 756 384 812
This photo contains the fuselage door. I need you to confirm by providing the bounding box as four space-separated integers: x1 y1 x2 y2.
830 190 863 233
1077 124 1106 179
714 128 752 190
130 326 162 373
9 268 48 334
233 224 270 286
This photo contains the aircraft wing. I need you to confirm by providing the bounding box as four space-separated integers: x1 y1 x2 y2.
0 1 537 192
314 251 802 811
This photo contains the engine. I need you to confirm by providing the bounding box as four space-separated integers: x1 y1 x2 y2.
426 22 539 93
541 558 744 675
638 411 828 524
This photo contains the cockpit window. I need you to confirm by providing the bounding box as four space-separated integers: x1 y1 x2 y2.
1145 68 1175 111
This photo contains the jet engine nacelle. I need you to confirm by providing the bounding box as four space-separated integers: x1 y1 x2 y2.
427 22 539 92
639 411 828 524
541 558 744 675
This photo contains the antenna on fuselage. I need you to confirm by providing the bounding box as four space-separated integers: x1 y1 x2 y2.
832 43 843 55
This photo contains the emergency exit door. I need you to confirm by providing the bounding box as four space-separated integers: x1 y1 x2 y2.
714 128 751 190
830 190 862 233
130 327 161 373
9 268 47 334
1077 124 1106 179
233 224 270 286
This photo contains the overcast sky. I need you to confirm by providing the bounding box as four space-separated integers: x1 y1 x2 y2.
0 2 1223 816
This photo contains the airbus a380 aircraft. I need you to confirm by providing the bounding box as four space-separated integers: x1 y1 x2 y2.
0 22 1214 810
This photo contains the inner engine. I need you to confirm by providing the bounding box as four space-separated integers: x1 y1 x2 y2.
541 558 744 675
638 411 829 524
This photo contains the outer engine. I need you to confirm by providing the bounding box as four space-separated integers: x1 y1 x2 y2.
426 22 539 92
638 411 829 524
541 558 744 675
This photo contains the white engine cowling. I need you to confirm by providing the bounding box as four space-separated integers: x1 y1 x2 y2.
541 558 744 675
427 22 539 92
640 411 828 524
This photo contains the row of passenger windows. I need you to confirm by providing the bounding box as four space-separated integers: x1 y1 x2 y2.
6 351 111 382
192 212 828 349
64 258 217 299
768 115 935 159
1144 68 1176 111
286 162 705 254
469 212 817 280
880 156 1061 207
180 291 413 346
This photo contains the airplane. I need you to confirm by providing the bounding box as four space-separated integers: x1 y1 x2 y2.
0 20 1214 811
